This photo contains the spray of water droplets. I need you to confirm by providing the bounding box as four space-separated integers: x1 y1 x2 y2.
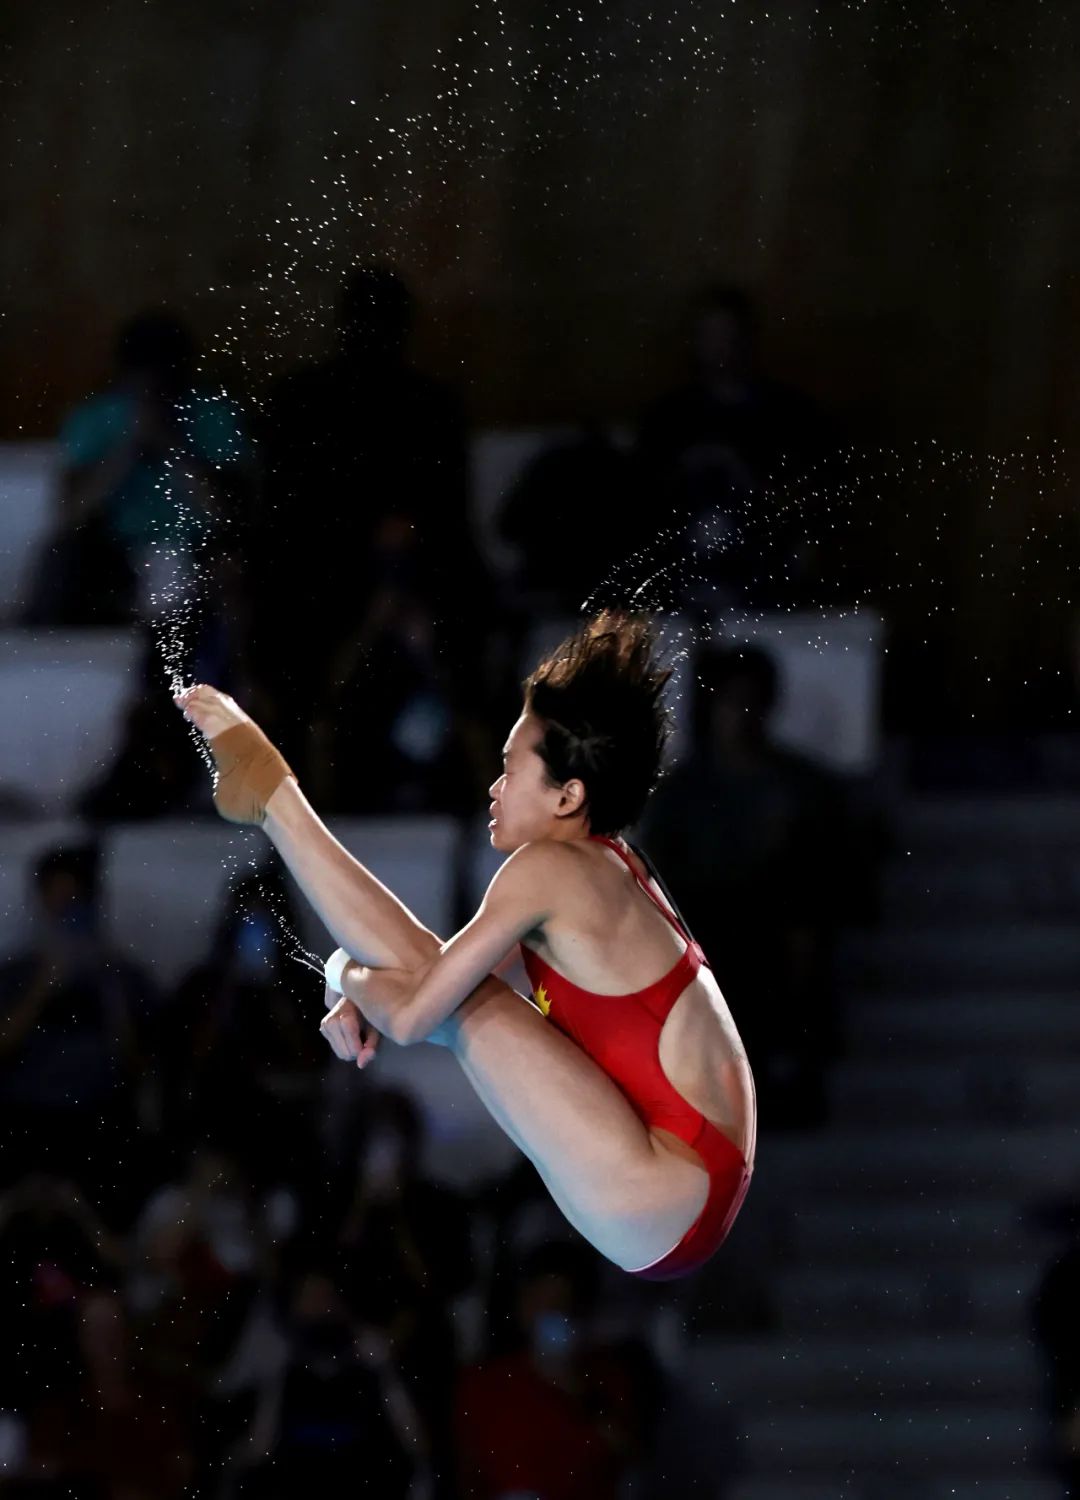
142 3 1071 973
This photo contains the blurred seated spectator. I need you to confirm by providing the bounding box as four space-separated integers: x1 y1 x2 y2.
639 643 849 1128
496 424 650 615
131 1143 264 1292
0 843 160 1217
254 263 496 789
0 1173 126 1414
636 284 828 618
455 1239 665 1500
22 308 252 627
322 1085 474 1499
232 1262 416 1498
0 1174 194 1497
129 1142 307 1493
158 864 325 1187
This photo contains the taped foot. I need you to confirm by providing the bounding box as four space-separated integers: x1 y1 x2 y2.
208 721 294 825
175 685 294 825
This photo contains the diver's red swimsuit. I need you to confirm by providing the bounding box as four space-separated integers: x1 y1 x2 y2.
519 834 753 1280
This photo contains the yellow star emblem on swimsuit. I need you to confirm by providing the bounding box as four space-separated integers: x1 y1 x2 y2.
535 982 551 1017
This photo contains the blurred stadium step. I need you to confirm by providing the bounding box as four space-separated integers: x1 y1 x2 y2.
893 793 1080 851
828 1055 1080 1125
883 848 1080 920
684 1332 1041 1404
714 787 1069 1491
847 991 1080 1055
765 1124 1078 1198
839 920 1080 987
773 1260 1043 1335
786 1198 1049 1265
724 1478 1062 1500
732 1402 1041 1476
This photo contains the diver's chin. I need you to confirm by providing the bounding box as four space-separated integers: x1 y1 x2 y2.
489 821 524 854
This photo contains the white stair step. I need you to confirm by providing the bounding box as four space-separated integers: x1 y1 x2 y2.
104 815 462 990
830 1057 1080 1125
0 630 143 815
848 994 1080 1056
686 1333 1040 1404
774 1261 1042 1334
737 1402 1043 1473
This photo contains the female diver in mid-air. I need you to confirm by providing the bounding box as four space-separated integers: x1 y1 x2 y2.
174 610 755 1279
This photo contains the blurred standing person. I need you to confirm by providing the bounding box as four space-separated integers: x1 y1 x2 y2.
257 264 493 789
308 511 492 815
158 865 324 1186
497 424 649 616
637 285 826 618
22 309 251 626
233 1264 416 1499
0 845 160 1216
639 644 847 1127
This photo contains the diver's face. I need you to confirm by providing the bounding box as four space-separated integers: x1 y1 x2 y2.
487 712 564 852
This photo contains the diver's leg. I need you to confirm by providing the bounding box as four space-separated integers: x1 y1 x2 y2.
439 977 709 1272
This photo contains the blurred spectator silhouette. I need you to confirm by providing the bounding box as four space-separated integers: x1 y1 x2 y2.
639 643 848 1128
129 1153 255 1444
637 285 827 618
454 1238 665 1500
158 864 324 1190
306 511 497 816
1033 1202 1080 1497
256 264 496 798
324 1084 474 1499
22 309 252 627
233 1261 416 1498
496 424 649 615
0 844 160 1217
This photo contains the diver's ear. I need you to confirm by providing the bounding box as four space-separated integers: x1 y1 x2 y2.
557 778 587 819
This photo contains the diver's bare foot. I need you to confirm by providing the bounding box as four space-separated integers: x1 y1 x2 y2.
173 684 251 741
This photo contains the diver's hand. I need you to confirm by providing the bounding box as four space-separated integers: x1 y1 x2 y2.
321 989 381 1070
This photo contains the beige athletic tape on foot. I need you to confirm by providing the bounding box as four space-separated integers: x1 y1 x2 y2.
209 721 294 826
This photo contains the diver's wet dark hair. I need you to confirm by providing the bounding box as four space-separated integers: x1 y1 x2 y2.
522 610 673 836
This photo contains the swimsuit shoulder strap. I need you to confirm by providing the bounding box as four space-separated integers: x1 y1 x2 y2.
590 834 693 943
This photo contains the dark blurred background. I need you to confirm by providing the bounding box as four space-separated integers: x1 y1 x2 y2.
1 3 1079 1497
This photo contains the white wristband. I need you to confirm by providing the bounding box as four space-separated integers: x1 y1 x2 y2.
323 947 351 996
